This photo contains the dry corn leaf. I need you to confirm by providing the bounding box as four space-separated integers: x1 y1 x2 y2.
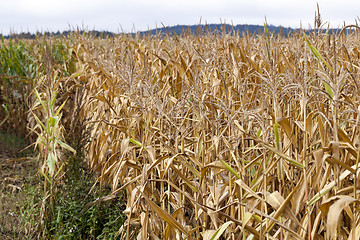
140 190 189 237
235 179 265 202
320 195 360 239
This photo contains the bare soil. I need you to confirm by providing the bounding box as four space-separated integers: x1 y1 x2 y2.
0 134 38 239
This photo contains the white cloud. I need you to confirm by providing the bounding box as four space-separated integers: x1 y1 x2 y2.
1 0 360 35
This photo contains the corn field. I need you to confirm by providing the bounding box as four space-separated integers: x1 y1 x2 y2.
1 25 360 239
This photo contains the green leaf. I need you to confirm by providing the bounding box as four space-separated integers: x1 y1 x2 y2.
54 163 65 179
210 221 233 240
255 138 304 169
220 159 240 179
273 122 280 150
256 128 262 138
129 138 146 150
303 33 333 71
197 137 203 159
50 116 56 127
55 99 67 116
264 23 269 36
55 138 76 154
50 91 58 108
48 151 56 176
324 81 334 99
38 169 52 185
32 112 46 132
34 89 48 115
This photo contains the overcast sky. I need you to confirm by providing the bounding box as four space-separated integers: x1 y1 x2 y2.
1 0 359 35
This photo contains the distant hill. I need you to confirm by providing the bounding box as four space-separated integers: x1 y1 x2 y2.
1 30 116 39
138 24 294 36
0 24 346 39
138 24 346 36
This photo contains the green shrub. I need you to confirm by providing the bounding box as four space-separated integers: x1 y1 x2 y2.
44 156 126 239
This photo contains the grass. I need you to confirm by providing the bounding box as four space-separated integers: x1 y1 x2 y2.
0 132 29 154
0 131 127 239
43 155 127 239
0 132 40 239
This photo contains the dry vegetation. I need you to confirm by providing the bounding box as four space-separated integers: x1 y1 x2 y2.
2 23 360 239
67 27 360 239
